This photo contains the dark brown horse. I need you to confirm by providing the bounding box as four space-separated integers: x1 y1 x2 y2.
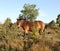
17 19 45 34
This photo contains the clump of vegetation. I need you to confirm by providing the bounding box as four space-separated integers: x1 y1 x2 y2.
48 20 56 28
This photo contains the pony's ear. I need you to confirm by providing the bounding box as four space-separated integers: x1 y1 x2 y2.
17 18 24 21
17 19 19 20
17 19 20 20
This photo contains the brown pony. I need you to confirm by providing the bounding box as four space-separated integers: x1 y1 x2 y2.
17 19 45 34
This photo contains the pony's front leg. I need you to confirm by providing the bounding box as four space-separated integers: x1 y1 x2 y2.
24 30 28 34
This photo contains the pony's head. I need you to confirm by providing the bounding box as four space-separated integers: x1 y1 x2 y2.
17 19 24 28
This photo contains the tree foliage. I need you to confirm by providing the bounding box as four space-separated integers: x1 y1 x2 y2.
56 14 60 27
19 4 39 21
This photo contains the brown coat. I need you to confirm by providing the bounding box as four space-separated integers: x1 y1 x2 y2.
17 19 45 34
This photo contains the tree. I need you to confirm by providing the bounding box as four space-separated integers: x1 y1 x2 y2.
19 4 39 21
56 14 60 27
4 18 12 28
